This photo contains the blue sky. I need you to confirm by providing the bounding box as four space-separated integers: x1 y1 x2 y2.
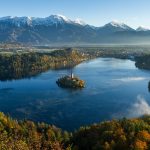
0 0 150 28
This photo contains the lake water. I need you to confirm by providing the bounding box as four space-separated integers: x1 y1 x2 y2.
0 58 150 131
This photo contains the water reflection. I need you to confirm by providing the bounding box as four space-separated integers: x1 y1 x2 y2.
0 64 75 81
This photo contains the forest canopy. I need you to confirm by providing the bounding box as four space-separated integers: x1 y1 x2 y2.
0 112 150 150
0 49 87 81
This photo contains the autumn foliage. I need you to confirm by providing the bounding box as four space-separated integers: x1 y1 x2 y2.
1 112 150 149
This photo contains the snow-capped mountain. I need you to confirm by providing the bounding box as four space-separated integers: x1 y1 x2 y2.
32 15 73 26
102 21 134 31
0 15 135 30
0 15 150 45
0 15 86 27
0 16 33 26
136 26 150 31
74 18 86 26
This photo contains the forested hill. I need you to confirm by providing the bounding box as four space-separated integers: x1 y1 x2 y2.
0 48 88 81
0 112 150 149
135 55 150 70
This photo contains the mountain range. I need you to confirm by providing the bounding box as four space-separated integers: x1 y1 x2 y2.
0 14 150 45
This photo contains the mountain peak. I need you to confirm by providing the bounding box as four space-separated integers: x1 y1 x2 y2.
33 14 76 26
0 15 149 32
106 21 129 28
0 15 73 26
48 14 71 23
109 21 125 26
56 14 70 22
74 18 86 25
136 26 150 31
0 15 150 44
0 16 14 21
103 21 134 31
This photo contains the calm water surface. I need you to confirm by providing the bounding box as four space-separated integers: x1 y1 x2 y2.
0 58 150 131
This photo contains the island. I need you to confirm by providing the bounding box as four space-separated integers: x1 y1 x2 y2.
56 73 85 88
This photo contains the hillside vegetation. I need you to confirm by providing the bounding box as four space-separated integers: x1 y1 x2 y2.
0 112 71 150
1 112 150 149
0 49 87 81
135 55 150 70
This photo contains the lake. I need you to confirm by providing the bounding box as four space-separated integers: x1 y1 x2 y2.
0 57 150 131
